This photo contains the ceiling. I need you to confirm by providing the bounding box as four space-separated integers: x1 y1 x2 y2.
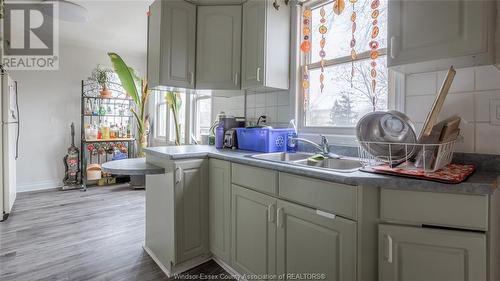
6 0 153 56
65 0 152 55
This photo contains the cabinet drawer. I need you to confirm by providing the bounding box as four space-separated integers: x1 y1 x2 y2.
231 163 278 195
279 173 357 220
381 189 489 230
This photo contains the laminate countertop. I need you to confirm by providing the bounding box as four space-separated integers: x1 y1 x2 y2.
145 145 499 195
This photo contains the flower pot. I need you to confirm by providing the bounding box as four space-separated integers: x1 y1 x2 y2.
100 89 112 98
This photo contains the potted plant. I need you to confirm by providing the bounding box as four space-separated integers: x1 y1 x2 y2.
90 65 113 98
108 53 151 157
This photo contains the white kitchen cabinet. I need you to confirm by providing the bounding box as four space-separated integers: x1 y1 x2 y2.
148 0 196 89
276 200 357 281
144 158 209 276
196 6 242 90
208 159 231 264
388 0 495 73
379 224 486 281
241 0 290 91
231 184 277 279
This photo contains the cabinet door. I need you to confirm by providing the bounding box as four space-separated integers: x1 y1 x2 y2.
379 224 486 281
241 0 265 89
147 1 162 89
175 159 209 263
388 0 488 69
208 159 231 263
276 200 357 281
160 0 196 89
197 6 242 90
232 184 276 279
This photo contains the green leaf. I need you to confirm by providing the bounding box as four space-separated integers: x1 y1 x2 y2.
108 52 140 105
131 109 144 134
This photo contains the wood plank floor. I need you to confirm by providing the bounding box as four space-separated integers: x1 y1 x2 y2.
0 185 228 281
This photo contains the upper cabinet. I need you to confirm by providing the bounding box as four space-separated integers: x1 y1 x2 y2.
241 0 290 91
196 6 242 90
148 0 196 89
388 0 495 74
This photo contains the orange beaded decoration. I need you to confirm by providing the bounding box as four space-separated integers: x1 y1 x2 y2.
370 0 380 96
319 6 327 92
301 8 312 107
350 0 357 87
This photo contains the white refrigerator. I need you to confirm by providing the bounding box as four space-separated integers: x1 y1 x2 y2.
0 71 19 221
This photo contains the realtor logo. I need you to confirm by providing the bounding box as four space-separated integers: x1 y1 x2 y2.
2 2 59 70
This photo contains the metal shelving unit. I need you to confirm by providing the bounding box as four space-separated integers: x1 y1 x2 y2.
80 80 136 191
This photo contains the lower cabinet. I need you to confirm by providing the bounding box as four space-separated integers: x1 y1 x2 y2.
175 159 209 264
208 159 231 263
231 184 277 279
379 224 487 281
277 200 357 281
231 184 357 281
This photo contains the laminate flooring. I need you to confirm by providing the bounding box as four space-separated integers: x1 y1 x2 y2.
0 185 229 281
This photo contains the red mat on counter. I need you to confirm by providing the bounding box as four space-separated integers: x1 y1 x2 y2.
361 163 476 184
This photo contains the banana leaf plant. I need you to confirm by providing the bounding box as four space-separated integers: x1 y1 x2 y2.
108 52 151 157
165 91 182 146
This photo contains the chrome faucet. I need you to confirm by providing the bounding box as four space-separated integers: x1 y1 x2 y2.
291 135 340 159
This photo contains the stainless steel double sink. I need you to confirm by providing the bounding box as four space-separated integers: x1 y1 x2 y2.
247 152 362 173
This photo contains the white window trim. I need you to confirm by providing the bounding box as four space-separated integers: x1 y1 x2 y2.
191 95 212 143
293 0 403 143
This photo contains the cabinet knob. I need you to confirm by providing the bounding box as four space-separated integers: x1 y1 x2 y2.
190 72 194 85
234 73 239 86
256 67 261 82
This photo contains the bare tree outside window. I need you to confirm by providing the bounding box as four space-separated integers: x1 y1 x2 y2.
304 0 388 128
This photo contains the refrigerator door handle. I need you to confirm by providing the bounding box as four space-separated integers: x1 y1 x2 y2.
14 81 19 160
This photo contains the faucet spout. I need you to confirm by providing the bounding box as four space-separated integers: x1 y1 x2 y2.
291 135 341 159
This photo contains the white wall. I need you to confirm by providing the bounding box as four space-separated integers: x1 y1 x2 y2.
11 42 146 192
405 65 500 155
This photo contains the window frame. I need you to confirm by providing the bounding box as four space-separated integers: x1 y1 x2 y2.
297 0 397 136
192 94 212 143
153 90 193 145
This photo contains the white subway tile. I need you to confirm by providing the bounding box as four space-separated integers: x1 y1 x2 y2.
454 122 475 153
265 106 277 123
277 91 290 106
246 107 256 120
255 94 266 108
266 92 278 107
437 67 474 93
475 65 500 91
255 107 266 121
475 90 500 122
405 95 435 122
476 123 500 154
439 92 474 122
246 94 256 109
406 72 437 96
277 105 290 123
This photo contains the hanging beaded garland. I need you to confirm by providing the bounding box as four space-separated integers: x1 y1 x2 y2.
333 0 345 15
319 6 327 92
370 0 380 99
349 0 357 87
301 8 312 108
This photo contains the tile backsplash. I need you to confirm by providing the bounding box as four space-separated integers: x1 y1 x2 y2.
405 65 500 155
212 90 291 128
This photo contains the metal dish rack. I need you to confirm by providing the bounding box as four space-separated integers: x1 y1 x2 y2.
358 140 457 172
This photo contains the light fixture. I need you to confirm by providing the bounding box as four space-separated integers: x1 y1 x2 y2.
42 0 89 23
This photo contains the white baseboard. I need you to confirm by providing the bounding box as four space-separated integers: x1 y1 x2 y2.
143 245 172 277
213 257 247 281
17 180 62 193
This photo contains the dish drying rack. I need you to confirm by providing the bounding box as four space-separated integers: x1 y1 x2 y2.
358 140 457 172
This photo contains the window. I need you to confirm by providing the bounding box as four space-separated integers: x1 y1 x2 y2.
193 95 212 142
301 0 388 129
154 91 187 144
